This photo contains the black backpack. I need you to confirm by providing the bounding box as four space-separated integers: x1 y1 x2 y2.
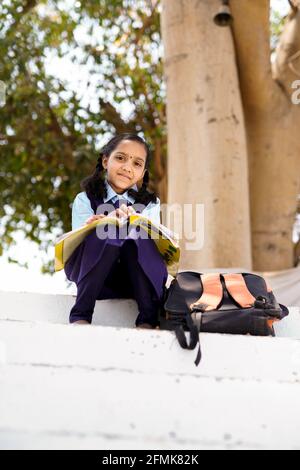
160 271 289 366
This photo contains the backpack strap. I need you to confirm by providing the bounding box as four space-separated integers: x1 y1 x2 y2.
175 314 202 366
223 273 256 308
189 273 223 312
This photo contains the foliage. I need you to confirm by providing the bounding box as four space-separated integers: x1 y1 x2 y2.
0 0 296 274
0 0 166 273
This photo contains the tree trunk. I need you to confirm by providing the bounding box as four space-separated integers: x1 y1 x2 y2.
231 0 300 270
153 137 168 204
160 0 252 270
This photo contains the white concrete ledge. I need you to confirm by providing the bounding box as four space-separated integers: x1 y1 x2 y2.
0 321 300 382
0 321 300 450
1 287 300 450
1 364 300 450
0 290 139 327
0 290 300 338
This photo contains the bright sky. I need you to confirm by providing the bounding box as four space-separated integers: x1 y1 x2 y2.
272 0 290 15
0 0 297 295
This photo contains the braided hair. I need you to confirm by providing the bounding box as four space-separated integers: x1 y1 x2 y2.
80 133 158 206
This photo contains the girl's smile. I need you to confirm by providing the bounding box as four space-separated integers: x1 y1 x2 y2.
102 139 147 194
117 173 132 182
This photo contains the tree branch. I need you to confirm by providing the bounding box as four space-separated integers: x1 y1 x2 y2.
230 0 276 108
98 98 133 133
272 7 300 97
153 137 164 181
288 0 298 13
5 0 38 37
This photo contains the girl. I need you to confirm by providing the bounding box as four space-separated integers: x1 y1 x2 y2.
64 133 168 328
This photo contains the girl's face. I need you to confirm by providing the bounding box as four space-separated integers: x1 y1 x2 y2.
102 140 147 194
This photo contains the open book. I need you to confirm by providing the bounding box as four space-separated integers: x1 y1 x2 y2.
55 214 181 277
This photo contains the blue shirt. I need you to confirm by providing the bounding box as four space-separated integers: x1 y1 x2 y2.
71 177 161 230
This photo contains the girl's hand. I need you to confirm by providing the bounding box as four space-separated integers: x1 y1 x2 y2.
84 205 136 225
126 205 136 216
84 214 106 225
108 204 136 219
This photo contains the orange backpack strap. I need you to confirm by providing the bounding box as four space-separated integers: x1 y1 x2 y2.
190 273 223 312
223 273 256 308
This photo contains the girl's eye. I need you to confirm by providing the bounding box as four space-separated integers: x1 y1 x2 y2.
135 162 142 167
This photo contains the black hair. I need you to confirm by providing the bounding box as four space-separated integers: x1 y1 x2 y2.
80 133 158 206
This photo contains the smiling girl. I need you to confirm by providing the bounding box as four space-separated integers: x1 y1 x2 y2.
64 133 168 328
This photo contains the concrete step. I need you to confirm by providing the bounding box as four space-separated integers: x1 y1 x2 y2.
0 290 139 327
0 290 300 338
1 285 300 450
1 320 300 382
1 321 300 449
1 362 300 450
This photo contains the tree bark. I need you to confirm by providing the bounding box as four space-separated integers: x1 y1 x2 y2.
231 0 300 270
161 0 252 270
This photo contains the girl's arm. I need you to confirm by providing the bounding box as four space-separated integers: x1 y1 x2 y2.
72 192 94 230
72 192 157 229
71 192 127 229
85 206 128 224
84 204 130 226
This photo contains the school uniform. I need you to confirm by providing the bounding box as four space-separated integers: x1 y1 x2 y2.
64 177 168 326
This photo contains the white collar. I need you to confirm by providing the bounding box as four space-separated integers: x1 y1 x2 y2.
103 176 137 204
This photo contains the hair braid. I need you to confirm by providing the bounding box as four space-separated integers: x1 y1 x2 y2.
80 133 158 206
127 169 157 205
